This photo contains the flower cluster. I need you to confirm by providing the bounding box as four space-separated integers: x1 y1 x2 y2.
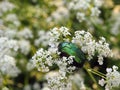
0 37 20 77
0 28 33 40
32 48 54 72
64 0 103 22
0 55 20 77
0 0 119 90
99 65 120 90
0 29 32 55
45 71 72 90
34 30 51 47
0 37 18 52
46 0 69 24
0 28 33 78
18 27 33 39
0 0 15 16
32 26 112 89
4 14 21 27
49 26 71 47
32 48 76 89
47 27 112 65
72 30 112 65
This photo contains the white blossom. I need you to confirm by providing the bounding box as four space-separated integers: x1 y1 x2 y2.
0 0 15 16
99 78 105 86
77 12 86 22
47 6 69 23
49 27 71 47
0 36 20 77
55 56 76 77
32 48 54 72
32 46 75 89
45 71 72 90
72 30 112 65
1 29 17 39
18 28 33 39
18 40 31 55
0 55 20 77
99 65 120 90
5 14 21 27
0 37 19 54
32 27 112 90
34 30 50 47
50 27 71 42
91 7 101 17
65 0 102 22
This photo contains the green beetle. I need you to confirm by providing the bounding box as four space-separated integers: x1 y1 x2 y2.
58 42 86 67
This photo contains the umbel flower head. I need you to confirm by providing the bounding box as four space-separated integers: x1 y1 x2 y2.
99 65 120 90
32 26 112 89
64 0 103 22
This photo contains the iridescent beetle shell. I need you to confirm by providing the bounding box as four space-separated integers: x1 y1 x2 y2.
58 42 86 67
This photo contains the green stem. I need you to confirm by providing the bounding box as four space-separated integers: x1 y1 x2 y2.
84 67 97 84
83 62 101 90
88 69 106 79
90 69 106 76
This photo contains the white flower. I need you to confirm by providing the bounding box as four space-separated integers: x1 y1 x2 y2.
0 29 17 39
32 45 75 89
32 27 112 90
18 40 31 55
59 27 71 37
5 14 21 27
99 65 120 90
50 27 71 41
7 39 19 51
49 27 61 42
65 0 103 22
0 55 20 77
49 27 71 47
34 30 50 47
0 37 19 53
45 71 72 90
96 37 113 65
54 56 76 77
77 12 86 22
47 6 69 23
91 7 101 17
18 28 33 39
72 30 112 65
0 0 15 16
94 0 103 7
99 78 105 86
32 48 54 72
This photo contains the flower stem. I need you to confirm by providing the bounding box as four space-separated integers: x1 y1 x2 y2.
88 69 106 79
